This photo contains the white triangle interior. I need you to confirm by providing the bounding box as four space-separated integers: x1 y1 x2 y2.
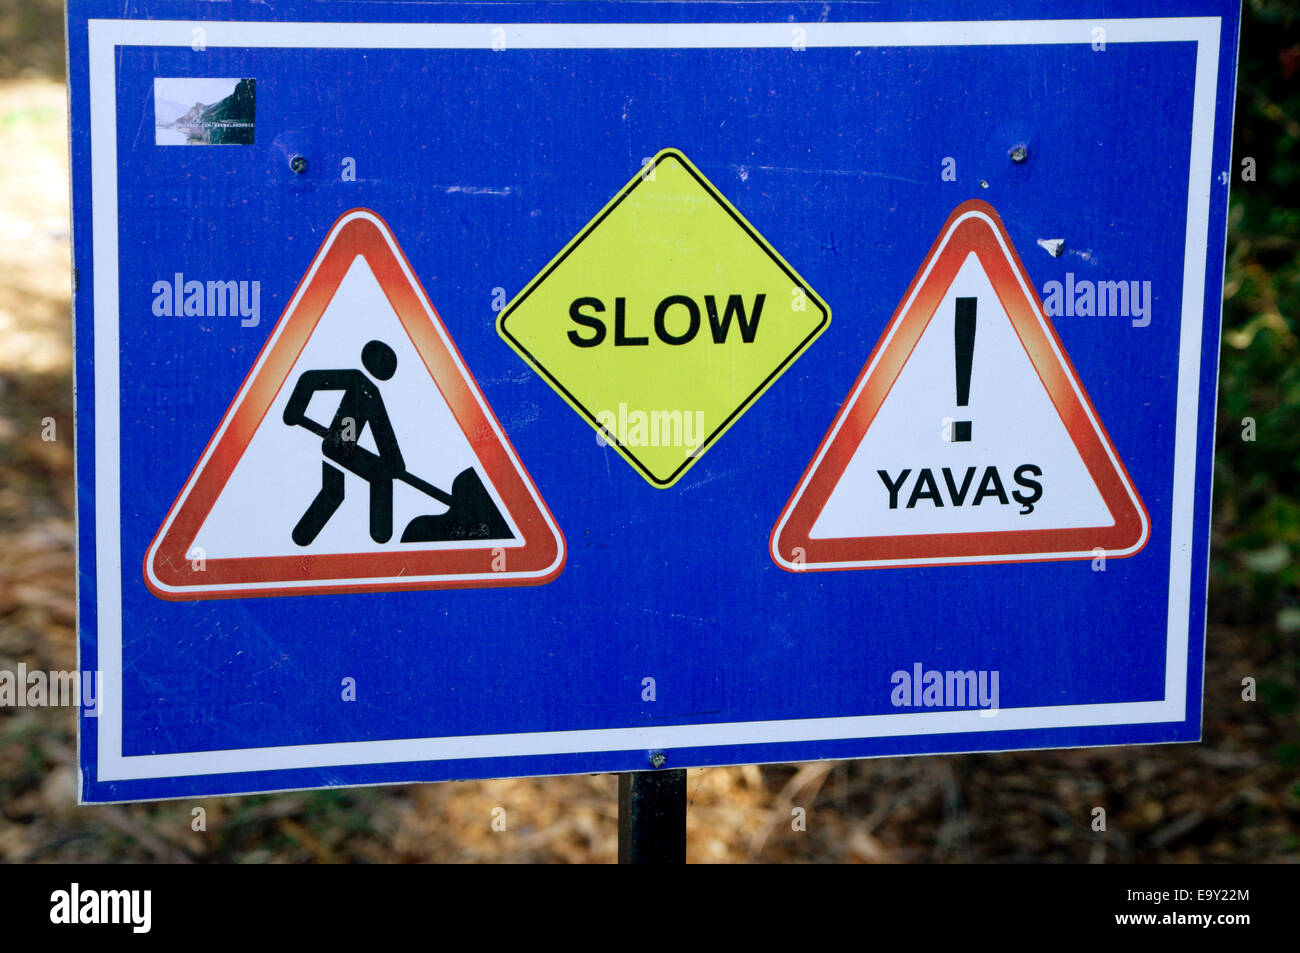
191 256 522 559
810 252 1114 540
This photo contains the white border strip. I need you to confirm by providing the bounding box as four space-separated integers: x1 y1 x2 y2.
90 17 1218 783
95 18 1214 49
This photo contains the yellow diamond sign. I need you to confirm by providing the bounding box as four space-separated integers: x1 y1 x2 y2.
498 149 830 487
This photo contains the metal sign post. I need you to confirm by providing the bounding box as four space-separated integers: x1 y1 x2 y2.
618 770 686 864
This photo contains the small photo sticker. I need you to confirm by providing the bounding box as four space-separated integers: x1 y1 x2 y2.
154 78 256 145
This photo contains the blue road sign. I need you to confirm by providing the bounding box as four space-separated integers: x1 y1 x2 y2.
70 0 1241 802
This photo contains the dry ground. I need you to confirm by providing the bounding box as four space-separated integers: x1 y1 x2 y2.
0 74 1296 863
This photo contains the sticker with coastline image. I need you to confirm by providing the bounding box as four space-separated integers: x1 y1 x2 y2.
154 78 256 145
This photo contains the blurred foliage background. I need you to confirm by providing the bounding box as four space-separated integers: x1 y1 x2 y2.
1215 0 1300 745
0 0 1296 862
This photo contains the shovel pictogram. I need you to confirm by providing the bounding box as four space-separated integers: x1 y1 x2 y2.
283 339 513 546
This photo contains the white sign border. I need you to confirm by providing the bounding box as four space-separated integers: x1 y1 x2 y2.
85 16 1221 785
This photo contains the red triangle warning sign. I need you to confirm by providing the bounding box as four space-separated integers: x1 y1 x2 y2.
145 209 565 600
771 200 1148 571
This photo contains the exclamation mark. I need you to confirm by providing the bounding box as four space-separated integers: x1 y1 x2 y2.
953 297 976 442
